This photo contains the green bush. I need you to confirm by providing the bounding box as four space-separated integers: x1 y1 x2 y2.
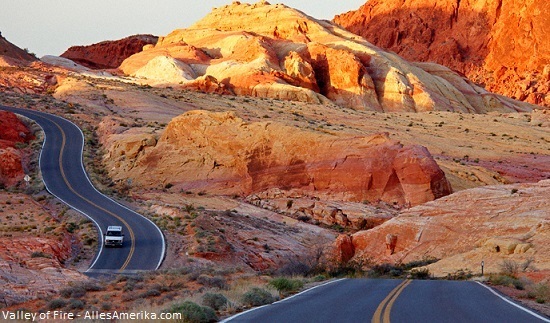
163 301 217 323
67 299 85 310
197 275 228 290
47 299 67 310
60 286 86 298
241 288 276 307
268 278 304 295
489 274 524 290
202 293 228 311
410 268 430 280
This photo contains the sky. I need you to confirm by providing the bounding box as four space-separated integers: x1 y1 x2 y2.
0 1 365 57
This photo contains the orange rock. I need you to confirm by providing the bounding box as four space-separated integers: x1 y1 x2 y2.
119 110 451 206
119 1 535 112
334 0 550 107
341 180 550 276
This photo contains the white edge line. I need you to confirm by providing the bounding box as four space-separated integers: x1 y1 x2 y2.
31 115 105 271
50 112 167 271
220 278 347 322
475 281 550 322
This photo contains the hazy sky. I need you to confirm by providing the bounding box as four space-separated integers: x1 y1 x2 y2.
0 1 364 57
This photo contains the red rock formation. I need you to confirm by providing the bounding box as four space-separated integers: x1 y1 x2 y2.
0 33 37 65
61 34 158 69
0 111 35 187
334 0 550 107
120 1 535 113
112 110 451 206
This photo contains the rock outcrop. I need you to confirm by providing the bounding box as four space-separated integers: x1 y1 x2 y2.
0 111 35 187
339 180 550 276
334 0 550 107
120 1 534 113
106 110 451 206
0 193 87 306
61 34 158 69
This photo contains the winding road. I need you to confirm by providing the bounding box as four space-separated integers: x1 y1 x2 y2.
222 279 550 323
1 106 165 274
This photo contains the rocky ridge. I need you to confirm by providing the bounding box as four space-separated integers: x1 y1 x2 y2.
0 33 37 66
61 34 158 69
119 1 534 113
334 0 550 107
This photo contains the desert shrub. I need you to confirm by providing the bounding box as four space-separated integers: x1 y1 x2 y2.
197 275 228 290
277 259 312 276
527 283 549 304
60 286 86 299
202 293 228 311
489 274 524 290
47 299 67 310
368 264 401 277
163 301 217 323
447 269 473 280
499 260 520 276
241 287 276 307
269 277 304 295
410 268 430 280
31 251 51 258
401 257 439 270
138 288 161 298
67 299 85 310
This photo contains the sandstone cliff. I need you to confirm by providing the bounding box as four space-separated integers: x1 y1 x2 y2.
339 180 550 276
334 0 550 107
61 34 158 69
104 110 451 206
120 1 534 113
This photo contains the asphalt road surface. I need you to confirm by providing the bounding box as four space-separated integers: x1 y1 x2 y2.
1 106 165 274
223 278 549 323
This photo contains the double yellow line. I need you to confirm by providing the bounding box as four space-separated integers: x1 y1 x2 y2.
50 113 135 271
372 280 412 323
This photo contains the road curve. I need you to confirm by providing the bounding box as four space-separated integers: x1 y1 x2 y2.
1 105 165 274
223 278 549 323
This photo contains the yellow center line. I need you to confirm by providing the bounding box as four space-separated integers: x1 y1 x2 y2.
49 113 135 271
382 279 411 323
372 279 411 323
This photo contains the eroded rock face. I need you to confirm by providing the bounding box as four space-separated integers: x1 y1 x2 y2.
339 180 550 276
119 1 534 113
61 34 158 69
334 0 550 107
0 111 35 187
110 110 451 206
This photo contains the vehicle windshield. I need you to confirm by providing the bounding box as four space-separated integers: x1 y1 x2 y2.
106 230 122 236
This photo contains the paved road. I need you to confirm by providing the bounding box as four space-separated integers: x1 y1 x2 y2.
1 106 165 274
223 279 549 323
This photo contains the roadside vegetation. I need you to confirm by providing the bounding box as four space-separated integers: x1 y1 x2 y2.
487 259 549 305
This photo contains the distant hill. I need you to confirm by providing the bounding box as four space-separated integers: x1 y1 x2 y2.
60 34 158 69
0 32 37 64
